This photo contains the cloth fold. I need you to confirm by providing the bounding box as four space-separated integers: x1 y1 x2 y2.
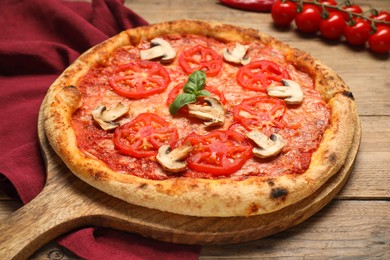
0 0 200 259
58 228 200 260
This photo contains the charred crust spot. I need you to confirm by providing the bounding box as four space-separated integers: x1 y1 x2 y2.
271 188 288 200
248 202 260 214
62 73 70 79
190 184 199 189
342 91 354 100
58 85 81 103
267 179 275 187
64 85 78 91
89 170 107 181
328 152 337 164
128 34 140 46
138 183 148 189
64 85 79 92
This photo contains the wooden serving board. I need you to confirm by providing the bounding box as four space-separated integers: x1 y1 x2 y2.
0 102 361 260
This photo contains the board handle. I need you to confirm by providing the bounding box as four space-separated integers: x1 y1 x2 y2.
0 186 86 260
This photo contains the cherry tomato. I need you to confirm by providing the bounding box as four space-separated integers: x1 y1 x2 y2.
178 45 223 76
320 12 346 40
185 130 253 175
271 0 297 27
236 60 290 92
344 18 371 46
370 11 390 26
316 0 338 13
295 4 322 33
114 113 178 158
341 4 363 21
233 96 287 132
368 26 390 54
109 61 171 99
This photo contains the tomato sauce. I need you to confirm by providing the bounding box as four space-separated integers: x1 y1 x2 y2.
71 34 330 180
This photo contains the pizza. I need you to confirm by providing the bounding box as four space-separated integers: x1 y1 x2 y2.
43 20 359 217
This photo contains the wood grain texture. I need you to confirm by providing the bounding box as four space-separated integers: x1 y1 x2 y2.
200 200 390 259
24 201 389 260
337 116 390 199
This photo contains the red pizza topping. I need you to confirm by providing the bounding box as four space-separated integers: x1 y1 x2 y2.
114 113 178 158
109 60 171 99
233 96 287 133
185 130 253 176
236 60 290 92
178 45 223 76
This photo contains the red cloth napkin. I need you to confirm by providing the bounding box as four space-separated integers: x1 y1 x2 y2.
0 0 200 259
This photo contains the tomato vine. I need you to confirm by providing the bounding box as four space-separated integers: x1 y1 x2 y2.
271 0 390 53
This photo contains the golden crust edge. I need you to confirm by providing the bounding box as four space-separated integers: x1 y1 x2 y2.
43 19 360 217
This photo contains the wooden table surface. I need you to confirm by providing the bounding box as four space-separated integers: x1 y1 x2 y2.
1 0 389 259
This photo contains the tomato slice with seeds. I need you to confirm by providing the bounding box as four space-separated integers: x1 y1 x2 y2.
109 60 171 99
178 45 223 76
184 130 253 175
236 60 290 92
114 113 178 158
233 96 287 131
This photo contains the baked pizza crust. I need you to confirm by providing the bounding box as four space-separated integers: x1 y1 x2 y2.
43 20 359 217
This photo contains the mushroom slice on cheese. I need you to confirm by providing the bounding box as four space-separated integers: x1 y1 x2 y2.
140 38 176 63
157 142 194 173
187 97 225 127
91 102 129 131
246 130 285 158
267 79 304 105
222 43 251 65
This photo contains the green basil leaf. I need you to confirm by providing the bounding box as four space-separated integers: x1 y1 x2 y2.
169 93 197 115
195 90 211 97
183 70 206 94
183 81 197 94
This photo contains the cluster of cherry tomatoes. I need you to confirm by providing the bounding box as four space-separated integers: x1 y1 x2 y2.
271 0 390 54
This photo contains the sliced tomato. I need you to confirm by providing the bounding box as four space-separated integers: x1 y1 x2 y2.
109 60 171 99
185 130 253 175
233 96 287 131
236 60 290 92
178 45 223 76
114 113 178 158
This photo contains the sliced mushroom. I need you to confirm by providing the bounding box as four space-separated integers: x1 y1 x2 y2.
156 142 194 173
91 102 129 130
187 97 225 127
246 130 285 158
266 79 303 105
140 38 176 63
222 43 251 65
